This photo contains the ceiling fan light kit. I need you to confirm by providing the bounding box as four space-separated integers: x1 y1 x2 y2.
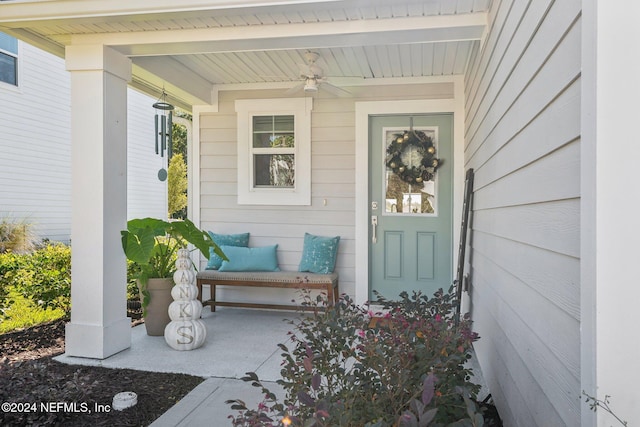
303 77 319 92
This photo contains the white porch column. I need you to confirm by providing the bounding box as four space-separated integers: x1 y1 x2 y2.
582 1 640 425
65 45 131 359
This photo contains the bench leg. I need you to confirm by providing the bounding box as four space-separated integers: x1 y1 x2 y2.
197 279 203 306
326 283 335 306
197 280 216 312
211 284 216 312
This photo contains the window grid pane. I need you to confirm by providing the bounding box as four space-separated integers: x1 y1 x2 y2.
0 52 17 86
254 154 295 188
252 115 295 148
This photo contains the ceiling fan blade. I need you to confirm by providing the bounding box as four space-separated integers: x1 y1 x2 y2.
322 82 351 97
284 82 305 95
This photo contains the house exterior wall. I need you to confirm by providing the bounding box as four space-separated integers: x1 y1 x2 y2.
1 41 72 242
198 83 454 305
464 1 581 426
0 40 166 243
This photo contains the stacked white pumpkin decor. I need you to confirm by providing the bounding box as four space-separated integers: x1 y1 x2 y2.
164 248 207 350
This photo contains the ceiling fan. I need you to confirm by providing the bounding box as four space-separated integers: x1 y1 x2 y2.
285 51 357 97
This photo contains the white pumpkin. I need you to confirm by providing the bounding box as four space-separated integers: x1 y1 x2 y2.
175 248 192 270
171 283 199 301
173 269 195 286
164 319 207 351
175 257 191 270
168 299 203 321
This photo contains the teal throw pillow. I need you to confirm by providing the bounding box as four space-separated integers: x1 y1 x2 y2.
298 233 340 274
218 245 280 272
207 232 250 269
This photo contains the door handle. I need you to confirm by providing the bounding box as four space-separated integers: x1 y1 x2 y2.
371 215 378 244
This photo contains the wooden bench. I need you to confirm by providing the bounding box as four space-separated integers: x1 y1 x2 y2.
196 270 339 312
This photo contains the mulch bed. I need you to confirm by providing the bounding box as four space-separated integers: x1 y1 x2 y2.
0 315 204 427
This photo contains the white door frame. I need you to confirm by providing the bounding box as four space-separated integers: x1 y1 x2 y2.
354 76 465 305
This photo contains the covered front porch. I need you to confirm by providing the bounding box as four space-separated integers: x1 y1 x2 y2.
7 0 640 424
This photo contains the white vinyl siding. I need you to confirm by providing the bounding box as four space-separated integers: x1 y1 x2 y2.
0 42 71 242
199 83 454 304
463 0 581 426
0 42 166 243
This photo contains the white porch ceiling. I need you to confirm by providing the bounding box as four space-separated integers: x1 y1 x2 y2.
0 0 491 109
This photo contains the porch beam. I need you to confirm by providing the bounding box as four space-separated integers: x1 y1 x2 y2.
131 58 212 108
64 44 132 359
67 13 487 56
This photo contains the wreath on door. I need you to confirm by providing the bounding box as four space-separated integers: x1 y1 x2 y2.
385 130 442 184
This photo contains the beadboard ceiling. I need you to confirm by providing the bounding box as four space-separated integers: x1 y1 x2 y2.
0 0 491 109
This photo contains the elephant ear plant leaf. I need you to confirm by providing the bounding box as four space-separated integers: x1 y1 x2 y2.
121 217 226 315
170 219 227 261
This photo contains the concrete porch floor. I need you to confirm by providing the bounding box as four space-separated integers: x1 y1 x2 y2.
55 307 488 426
55 308 293 426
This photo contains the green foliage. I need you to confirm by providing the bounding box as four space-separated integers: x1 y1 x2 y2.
0 217 37 254
168 153 188 219
170 115 189 219
0 243 71 315
126 259 141 300
0 288 65 334
121 217 225 315
0 243 70 333
171 112 190 163
228 287 482 426
121 218 222 278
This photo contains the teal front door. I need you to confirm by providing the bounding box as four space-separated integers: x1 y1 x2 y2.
369 114 453 300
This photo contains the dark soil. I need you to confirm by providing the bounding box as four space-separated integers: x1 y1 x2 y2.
0 315 204 427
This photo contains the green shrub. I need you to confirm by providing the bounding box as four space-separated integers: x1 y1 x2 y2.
127 259 141 300
0 250 27 307
0 243 71 314
0 288 65 334
228 287 482 426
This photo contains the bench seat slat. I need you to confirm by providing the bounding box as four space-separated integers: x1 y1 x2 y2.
196 270 339 312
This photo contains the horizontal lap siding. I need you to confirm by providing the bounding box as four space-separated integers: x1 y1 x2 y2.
0 43 72 242
199 83 454 302
464 0 581 426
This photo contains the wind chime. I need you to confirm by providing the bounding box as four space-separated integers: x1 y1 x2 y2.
153 90 174 181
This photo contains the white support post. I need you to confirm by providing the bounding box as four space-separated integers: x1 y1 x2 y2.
582 1 640 425
64 45 132 359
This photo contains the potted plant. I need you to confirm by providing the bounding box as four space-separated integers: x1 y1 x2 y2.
121 217 225 335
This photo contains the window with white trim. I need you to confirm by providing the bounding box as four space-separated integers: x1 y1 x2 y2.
235 98 312 205
0 33 18 86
